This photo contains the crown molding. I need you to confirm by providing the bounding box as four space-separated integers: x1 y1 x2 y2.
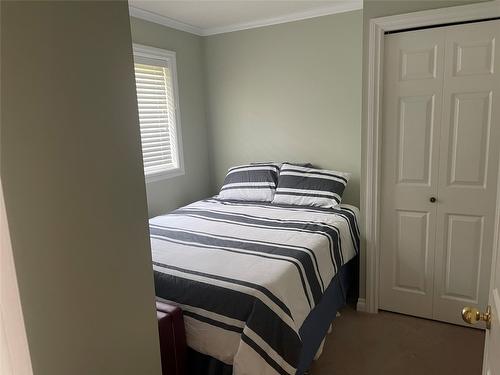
129 1 362 37
201 1 362 35
129 6 203 35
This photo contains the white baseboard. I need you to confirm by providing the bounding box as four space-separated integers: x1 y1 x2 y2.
356 298 367 312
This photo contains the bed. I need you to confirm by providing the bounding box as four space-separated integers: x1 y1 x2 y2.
150 197 360 375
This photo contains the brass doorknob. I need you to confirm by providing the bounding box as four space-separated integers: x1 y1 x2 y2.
462 305 492 329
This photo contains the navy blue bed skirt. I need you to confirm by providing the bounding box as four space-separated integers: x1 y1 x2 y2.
187 256 359 375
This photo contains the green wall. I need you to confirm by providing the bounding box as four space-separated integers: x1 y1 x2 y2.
204 11 363 206
364 0 490 20
130 17 211 217
1 2 161 374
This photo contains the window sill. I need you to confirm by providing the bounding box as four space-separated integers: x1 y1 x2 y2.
145 167 185 183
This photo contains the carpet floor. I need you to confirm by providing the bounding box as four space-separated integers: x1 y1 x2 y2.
310 307 484 375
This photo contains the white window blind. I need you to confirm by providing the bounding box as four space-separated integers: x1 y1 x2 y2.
133 45 183 181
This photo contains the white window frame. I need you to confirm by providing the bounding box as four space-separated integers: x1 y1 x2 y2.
133 43 184 183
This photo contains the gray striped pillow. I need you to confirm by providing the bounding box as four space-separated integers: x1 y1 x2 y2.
218 163 280 202
272 163 350 208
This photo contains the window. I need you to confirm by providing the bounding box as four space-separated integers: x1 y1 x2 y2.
133 44 184 182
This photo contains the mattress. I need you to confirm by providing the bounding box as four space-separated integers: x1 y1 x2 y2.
187 257 359 375
150 198 360 375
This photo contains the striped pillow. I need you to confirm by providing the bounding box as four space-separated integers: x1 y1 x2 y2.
272 163 350 208
218 163 280 202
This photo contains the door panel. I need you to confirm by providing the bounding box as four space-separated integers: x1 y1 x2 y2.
379 29 445 318
448 92 492 186
433 20 500 326
394 210 430 294
401 45 438 80
397 95 435 185
442 214 483 302
454 38 495 77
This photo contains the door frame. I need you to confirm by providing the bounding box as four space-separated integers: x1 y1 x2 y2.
362 0 500 314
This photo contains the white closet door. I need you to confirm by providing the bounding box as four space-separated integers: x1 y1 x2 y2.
379 29 445 318
433 20 500 326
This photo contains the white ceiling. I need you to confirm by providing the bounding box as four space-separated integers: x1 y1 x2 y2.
129 0 362 36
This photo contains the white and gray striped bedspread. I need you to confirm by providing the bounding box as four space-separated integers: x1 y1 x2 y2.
150 198 360 375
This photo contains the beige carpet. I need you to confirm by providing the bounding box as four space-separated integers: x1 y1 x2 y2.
310 307 484 375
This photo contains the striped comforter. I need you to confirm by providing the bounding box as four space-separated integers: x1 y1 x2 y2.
150 198 360 375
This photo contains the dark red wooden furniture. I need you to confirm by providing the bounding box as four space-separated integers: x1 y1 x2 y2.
156 301 187 375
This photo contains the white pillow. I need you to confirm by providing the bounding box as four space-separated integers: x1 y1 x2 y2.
272 163 350 208
218 163 280 202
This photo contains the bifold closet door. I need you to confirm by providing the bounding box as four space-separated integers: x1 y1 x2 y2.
432 20 500 326
380 19 500 325
379 28 446 319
